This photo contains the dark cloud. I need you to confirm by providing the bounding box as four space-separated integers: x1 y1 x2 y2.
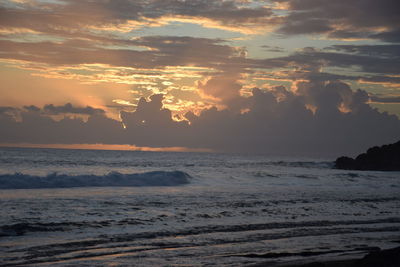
139 0 275 25
0 106 17 114
262 47 400 76
261 45 286 53
0 0 276 37
327 45 400 58
103 81 400 156
23 105 41 112
120 94 190 147
276 0 400 42
197 72 243 104
11 104 105 116
43 103 105 115
0 36 246 71
279 17 332 35
370 29 400 43
0 21 397 87
2 0 397 43
2 81 399 156
173 82 400 156
0 109 124 145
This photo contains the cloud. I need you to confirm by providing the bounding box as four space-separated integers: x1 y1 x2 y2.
327 44 400 58
0 106 20 120
0 36 243 71
0 108 124 144
23 105 40 112
0 18 398 94
0 0 278 36
118 80 400 156
197 72 243 104
0 103 106 124
261 46 400 77
0 106 17 114
276 0 400 42
2 0 397 42
261 45 286 53
42 103 105 115
2 80 399 156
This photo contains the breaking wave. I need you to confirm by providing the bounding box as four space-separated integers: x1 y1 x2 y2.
0 171 191 189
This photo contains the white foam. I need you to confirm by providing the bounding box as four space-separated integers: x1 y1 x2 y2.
0 171 191 189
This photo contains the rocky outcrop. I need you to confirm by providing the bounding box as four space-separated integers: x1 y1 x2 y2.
335 140 400 171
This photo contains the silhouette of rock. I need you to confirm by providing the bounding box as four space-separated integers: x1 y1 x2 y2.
249 246 400 267
357 246 400 267
335 140 400 171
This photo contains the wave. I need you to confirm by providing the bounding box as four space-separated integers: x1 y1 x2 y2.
266 161 334 168
227 161 333 169
2 216 399 238
0 171 191 189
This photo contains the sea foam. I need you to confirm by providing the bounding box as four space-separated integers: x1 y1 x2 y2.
0 171 191 189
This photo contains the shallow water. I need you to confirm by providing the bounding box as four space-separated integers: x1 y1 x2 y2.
0 147 399 266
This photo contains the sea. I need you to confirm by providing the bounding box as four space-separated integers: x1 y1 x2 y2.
0 147 399 266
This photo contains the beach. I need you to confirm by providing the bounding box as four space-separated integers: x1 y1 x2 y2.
1 147 399 266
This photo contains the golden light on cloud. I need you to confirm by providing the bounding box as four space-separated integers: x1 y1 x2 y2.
160 15 276 35
1 58 214 89
358 78 400 89
112 99 136 106
88 20 153 33
0 27 40 35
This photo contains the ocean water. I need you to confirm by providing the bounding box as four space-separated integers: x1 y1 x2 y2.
0 147 399 266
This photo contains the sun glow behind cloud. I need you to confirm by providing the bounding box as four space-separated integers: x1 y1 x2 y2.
0 0 399 154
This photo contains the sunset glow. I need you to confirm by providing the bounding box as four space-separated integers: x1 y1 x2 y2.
1 0 399 154
1 2 400 265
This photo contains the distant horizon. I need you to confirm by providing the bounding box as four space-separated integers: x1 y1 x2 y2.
2 140 396 159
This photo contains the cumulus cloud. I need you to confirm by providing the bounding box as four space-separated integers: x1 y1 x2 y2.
19 104 105 116
42 103 105 115
0 106 17 114
197 72 243 104
1 81 399 156
0 107 124 144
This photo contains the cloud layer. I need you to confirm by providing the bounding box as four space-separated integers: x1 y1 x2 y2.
2 81 399 156
276 0 400 42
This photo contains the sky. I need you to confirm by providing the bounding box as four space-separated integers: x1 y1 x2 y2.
0 0 400 156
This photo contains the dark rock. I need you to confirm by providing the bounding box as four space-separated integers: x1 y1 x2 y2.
356 246 400 267
335 140 400 171
270 247 400 267
335 156 356 170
